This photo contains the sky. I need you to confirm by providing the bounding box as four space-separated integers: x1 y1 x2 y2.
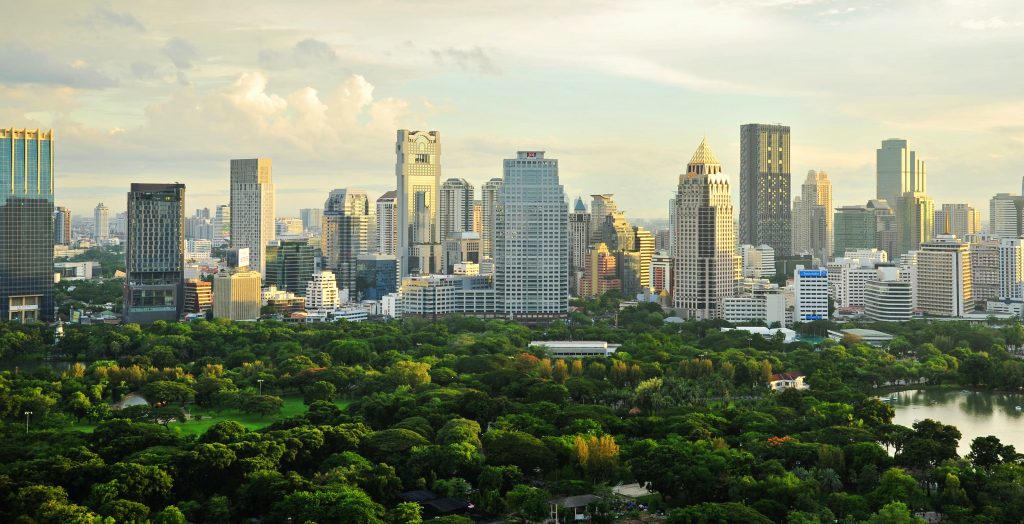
4 0 1024 222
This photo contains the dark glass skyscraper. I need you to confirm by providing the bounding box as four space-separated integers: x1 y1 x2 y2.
124 183 185 324
739 123 792 256
265 239 316 296
0 128 54 322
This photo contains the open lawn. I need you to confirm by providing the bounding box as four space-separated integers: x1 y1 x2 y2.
70 397 352 436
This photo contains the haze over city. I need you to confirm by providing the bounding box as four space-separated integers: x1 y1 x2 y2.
4 0 1024 218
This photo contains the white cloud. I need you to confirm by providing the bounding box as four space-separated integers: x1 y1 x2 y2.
961 16 1023 30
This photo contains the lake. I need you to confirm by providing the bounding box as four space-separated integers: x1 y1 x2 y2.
889 389 1024 455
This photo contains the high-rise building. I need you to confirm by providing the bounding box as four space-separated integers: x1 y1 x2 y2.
396 130 442 277
183 279 212 314
865 267 913 322
740 244 776 279
833 205 875 258
578 243 620 298
633 226 655 291
589 194 618 244
322 189 370 292
472 200 483 235
999 238 1024 301
794 266 829 322
214 204 230 245
442 231 481 274
969 235 1001 306
480 178 503 259
355 254 399 301
895 192 934 257
94 202 109 241
439 178 474 241
213 267 261 321
673 139 737 319
650 253 672 294
0 128 54 322
124 183 185 324
300 208 323 234
265 239 316 296
876 139 926 205
569 197 591 295
305 270 341 310
934 203 980 238
989 193 1024 238
916 235 972 317
275 217 304 237
792 170 832 263
494 151 569 320
375 191 398 255
54 206 71 245
739 123 792 256
230 158 275 275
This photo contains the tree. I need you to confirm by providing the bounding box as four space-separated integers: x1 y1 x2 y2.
388 361 431 387
240 394 284 417
667 502 773 524
864 502 925 524
271 487 385 524
482 430 555 474
871 468 925 510
505 484 550 523
896 419 961 469
387 502 422 524
437 418 482 449
141 380 194 405
968 435 1017 467
152 505 187 524
303 380 337 405
574 434 620 480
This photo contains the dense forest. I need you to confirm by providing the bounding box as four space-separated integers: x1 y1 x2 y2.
2 300 1024 523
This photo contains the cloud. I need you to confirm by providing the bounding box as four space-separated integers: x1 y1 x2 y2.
0 44 115 88
94 7 145 31
162 37 198 69
431 46 500 75
130 61 159 79
961 16 1023 30
258 38 338 69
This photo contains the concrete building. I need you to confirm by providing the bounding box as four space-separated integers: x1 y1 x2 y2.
739 123 792 256
998 238 1024 300
578 243 621 298
989 193 1024 239
54 261 99 281
396 130 442 277
442 231 481 274
589 194 618 244
650 253 672 294
876 139 926 205
213 204 230 245
723 280 787 326
124 183 185 324
673 138 737 319
305 270 341 310
375 190 398 255
274 217 303 237
94 202 109 241
439 178 474 241
322 189 370 292
970 235 1001 306
265 239 316 296
213 267 261 321
865 267 914 321
495 151 569 321
183 279 212 314
355 254 399 301
472 200 482 235
230 158 275 275
299 207 322 234
895 192 934 257
54 206 71 245
528 340 620 358
794 267 829 322
480 178 503 259
916 235 973 317
934 203 980 239
792 170 832 263
400 274 499 320
569 197 591 295
740 244 776 279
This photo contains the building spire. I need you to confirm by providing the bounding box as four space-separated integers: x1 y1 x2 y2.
686 137 722 175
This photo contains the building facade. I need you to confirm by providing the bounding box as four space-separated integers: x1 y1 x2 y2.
569 197 592 295
934 203 980 239
322 189 370 291
375 190 398 255
989 193 1024 239
355 254 399 301
916 235 973 317
299 207 322 234
229 158 275 275
396 130 442 277
494 151 569 320
439 178 475 241
54 206 71 245
265 239 316 296
895 192 934 257
739 123 792 256
794 267 829 322
877 139 926 205
792 170 832 263
213 268 261 321
673 139 737 319
94 202 109 241
865 267 914 321
305 270 341 310
124 183 185 324
0 128 55 322
480 178 503 259
183 279 212 314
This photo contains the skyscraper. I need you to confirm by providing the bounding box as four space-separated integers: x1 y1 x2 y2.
472 200 483 235
375 190 398 255
916 235 972 317
0 128 54 322
876 139 926 205
396 129 441 277
934 203 980 238
322 189 370 292
213 267 261 321
589 194 618 244
230 158 275 275
494 151 569 320
124 183 185 324
299 208 323 234
739 123 792 256
214 204 230 245
480 178 503 259
569 197 591 295
94 202 109 241
54 206 71 245
265 239 316 296
792 170 832 263
989 193 1024 238
439 178 474 241
673 138 737 319
895 192 935 256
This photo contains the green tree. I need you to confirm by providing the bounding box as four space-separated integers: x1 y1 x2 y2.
240 394 284 417
505 484 550 523
387 502 422 524
303 380 337 405
864 502 925 524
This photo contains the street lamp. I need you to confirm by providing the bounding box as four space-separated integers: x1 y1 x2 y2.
24 411 33 433
257 379 264 396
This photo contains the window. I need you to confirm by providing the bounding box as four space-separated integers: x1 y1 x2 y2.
415 154 429 164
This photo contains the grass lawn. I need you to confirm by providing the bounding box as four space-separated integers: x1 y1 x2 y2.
69 397 352 436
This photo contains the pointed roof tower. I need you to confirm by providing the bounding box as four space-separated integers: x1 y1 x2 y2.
574 196 587 213
686 137 722 176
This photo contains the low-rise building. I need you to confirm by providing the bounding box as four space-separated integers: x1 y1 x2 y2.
769 372 809 391
528 340 620 358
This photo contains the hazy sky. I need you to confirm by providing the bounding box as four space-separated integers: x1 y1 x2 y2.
4 0 1024 221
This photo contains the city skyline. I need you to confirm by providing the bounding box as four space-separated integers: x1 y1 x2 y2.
4 1 1023 219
